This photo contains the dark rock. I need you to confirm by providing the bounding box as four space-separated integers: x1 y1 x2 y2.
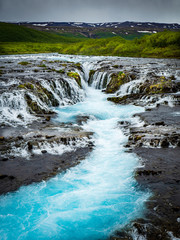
41 150 47 154
0 174 8 179
161 139 169 148
17 136 23 140
27 141 33 151
154 121 165 126
45 116 51 121
46 135 55 139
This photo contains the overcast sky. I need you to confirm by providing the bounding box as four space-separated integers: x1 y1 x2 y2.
0 0 180 23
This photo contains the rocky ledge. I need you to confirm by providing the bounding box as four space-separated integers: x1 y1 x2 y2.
0 121 94 195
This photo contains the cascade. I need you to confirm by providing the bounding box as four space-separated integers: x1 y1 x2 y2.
1 54 178 240
0 54 150 240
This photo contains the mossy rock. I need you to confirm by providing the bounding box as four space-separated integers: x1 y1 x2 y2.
107 94 140 104
148 77 173 94
56 69 65 74
25 94 46 114
46 68 57 72
35 83 59 107
88 70 96 85
74 63 83 71
38 64 47 68
106 72 129 93
18 83 34 90
67 72 81 88
0 70 3 75
107 96 129 104
143 76 177 94
18 61 30 66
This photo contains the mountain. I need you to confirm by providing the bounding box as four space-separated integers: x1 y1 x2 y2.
14 21 180 39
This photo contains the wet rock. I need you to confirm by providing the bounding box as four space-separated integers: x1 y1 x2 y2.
0 136 5 141
76 115 91 125
27 141 35 151
106 72 129 93
45 116 51 121
136 170 162 176
1 157 8 161
154 121 165 126
161 139 169 148
46 135 55 139
41 150 47 154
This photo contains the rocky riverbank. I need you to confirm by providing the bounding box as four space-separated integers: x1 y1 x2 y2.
0 121 94 195
109 86 180 238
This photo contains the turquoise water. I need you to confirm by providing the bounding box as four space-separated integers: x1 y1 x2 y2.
0 87 149 240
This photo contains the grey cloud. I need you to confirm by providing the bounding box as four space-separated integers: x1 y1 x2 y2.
0 0 179 23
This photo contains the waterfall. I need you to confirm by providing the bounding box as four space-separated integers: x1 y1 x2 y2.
0 90 37 126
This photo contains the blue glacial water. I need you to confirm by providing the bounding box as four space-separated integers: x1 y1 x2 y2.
0 87 150 240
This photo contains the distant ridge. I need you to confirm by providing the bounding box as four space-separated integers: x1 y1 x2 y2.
9 21 179 39
15 21 180 30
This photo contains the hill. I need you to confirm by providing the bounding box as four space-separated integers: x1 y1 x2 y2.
0 22 180 58
0 22 85 43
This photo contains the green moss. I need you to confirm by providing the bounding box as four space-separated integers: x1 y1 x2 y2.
25 94 45 114
89 70 95 79
18 84 26 89
88 70 96 85
148 76 173 94
38 64 46 68
67 72 81 88
107 96 128 103
134 135 143 141
47 68 56 72
106 72 128 93
56 69 65 74
74 63 83 71
18 61 30 66
18 83 34 90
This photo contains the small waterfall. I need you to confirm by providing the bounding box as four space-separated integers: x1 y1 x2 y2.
81 61 96 83
116 79 143 96
91 72 109 89
0 90 36 126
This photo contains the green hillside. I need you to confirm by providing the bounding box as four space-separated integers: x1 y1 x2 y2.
0 22 180 58
0 22 84 43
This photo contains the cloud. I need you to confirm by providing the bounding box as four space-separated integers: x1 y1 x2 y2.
0 0 179 23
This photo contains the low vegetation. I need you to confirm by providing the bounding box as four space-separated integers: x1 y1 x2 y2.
67 72 81 87
0 22 179 58
106 72 129 93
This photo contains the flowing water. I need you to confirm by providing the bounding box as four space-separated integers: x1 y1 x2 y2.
3 54 175 239
0 88 149 240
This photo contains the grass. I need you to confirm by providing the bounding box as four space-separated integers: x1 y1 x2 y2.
0 22 86 43
0 22 180 58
